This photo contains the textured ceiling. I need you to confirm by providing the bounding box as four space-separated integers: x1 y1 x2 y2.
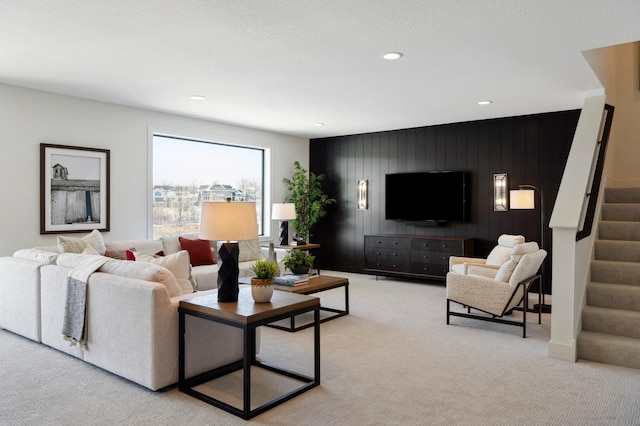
1 1 640 139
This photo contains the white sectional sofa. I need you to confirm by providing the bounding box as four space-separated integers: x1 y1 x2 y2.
0 232 287 391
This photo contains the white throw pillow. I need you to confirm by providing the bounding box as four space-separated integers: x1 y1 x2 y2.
495 259 518 282
134 250 196 293
57 230 106 255
238 238 262 262
81 245 101 256
512 241 539 255
497 234 525 248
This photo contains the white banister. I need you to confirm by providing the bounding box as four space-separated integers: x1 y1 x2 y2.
548 94 606 361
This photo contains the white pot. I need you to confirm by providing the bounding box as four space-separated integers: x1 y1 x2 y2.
251 278 274 303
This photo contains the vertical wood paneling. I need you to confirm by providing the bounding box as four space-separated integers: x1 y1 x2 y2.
310 110 580 293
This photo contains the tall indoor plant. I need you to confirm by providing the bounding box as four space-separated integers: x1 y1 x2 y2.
283 161 335 244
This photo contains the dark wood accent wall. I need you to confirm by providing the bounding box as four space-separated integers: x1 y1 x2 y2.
309 109 581 294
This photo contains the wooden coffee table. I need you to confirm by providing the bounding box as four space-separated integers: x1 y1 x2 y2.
178 288 320 420
269 275 349 332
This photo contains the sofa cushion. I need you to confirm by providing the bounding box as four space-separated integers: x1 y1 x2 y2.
104 239 163 255
57 230 106 255
497 234 525 248
495 259 518 282
56 253 183 297
512 241 539 255
179 237 216 266
485 234 525 266
104 249 132 260
190 264 218 291
13 248 59 264
238 238 262 262
133 250 196 293
508 249 547 286
159 233 200 255
82 245 102 255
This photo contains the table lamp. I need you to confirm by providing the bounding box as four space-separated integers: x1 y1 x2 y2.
271 203 296 246
200 199 258 302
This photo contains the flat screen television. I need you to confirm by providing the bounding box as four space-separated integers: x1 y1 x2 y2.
385 171 467 222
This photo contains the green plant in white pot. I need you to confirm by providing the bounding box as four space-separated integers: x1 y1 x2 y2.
249 259 279 303
283 161 335 244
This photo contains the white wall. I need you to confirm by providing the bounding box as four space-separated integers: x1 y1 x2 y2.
607 42 640 185
585 41 640 185
0 84 308 256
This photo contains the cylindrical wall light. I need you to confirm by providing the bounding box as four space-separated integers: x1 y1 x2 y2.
493 173 508 211
357 179 368 210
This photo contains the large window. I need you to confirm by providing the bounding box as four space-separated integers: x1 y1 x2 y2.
152 134 265 239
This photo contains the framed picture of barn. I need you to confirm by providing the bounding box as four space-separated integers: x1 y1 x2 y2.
40 143 110 234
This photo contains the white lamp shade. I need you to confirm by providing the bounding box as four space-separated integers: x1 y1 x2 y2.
510 189 535 209
199 201 258 242
272 203 296 220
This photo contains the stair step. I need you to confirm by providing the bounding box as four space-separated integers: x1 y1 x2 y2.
587 282 640 311
577 331 640 370
594 240 640 262
605 187 640 204
601 203 640 221
598 220 640 241
591 259 640 286
582 305 640 339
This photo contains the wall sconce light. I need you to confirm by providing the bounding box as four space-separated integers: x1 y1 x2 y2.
493 173 508 211
357 179 368 210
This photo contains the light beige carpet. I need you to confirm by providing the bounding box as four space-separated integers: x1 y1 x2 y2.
1 271 639 425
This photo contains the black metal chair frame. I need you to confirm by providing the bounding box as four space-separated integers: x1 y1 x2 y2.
446 274 542 338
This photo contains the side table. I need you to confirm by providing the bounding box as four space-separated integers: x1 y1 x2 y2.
268 243 322 274
178 288 320 420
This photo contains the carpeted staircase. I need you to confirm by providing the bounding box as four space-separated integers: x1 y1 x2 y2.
578 187 640 369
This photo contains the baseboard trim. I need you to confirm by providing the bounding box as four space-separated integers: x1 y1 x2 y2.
548 339 577 362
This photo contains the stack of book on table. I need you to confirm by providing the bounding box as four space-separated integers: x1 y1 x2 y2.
274 274 313 286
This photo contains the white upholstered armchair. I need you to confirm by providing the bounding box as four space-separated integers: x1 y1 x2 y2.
446 242 547 338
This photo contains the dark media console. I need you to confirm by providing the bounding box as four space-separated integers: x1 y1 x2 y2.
364 235 474 280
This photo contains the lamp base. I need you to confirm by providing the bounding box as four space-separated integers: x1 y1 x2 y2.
278 221 288 246
217 242 240 302
533 303 552 314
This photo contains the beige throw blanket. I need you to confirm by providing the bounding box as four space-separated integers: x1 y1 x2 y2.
62 255 109 349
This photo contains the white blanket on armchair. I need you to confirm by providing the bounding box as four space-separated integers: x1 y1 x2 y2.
61 255 109 349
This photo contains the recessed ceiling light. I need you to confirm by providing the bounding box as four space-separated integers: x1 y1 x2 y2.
478 100 493 105
383 52 403 60
189 95 206 101
314 122 325 127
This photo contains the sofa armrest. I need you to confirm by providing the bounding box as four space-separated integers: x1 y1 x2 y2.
466 264 500 278
0 256 47 341
449 256 487 274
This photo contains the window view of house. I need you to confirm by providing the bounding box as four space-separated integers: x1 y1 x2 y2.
152 134 264 238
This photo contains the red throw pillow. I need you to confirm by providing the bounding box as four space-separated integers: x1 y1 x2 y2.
179 237 216 266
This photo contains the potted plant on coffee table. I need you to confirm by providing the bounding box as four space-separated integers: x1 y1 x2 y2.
282 249 316 275
249 259 279 303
